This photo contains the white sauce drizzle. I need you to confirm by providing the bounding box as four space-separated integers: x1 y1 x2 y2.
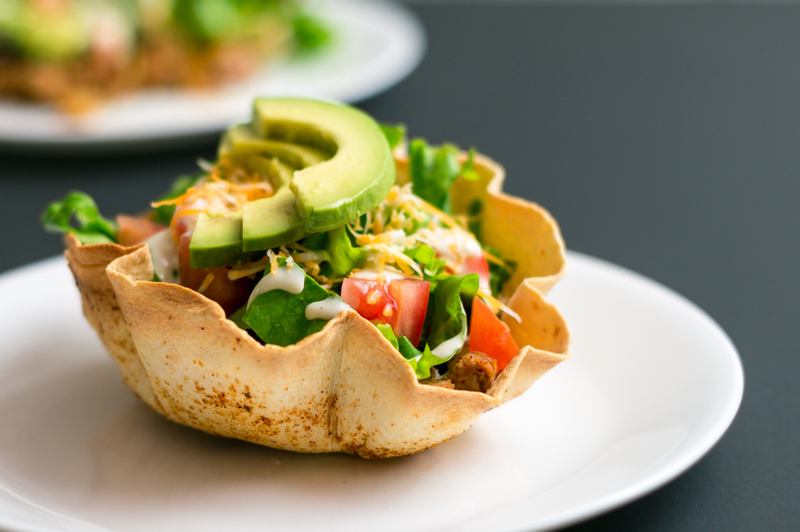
305 295 351 321
431 314 468 359
247 260 306 309
349 268 407 282
416 226 482 263
145 229 180 284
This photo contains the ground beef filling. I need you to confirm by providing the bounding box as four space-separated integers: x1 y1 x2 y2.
448 352 498 392
422 353 498 392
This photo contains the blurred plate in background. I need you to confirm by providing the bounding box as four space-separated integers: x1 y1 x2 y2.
0 0 424 152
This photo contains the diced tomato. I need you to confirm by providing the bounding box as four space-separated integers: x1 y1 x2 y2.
342 277 431 346
461 254 491 294
388 279 431 346
178 233 249 314
116 215 165 247
469 295 519 371
341 278 397 325
173 212 198 240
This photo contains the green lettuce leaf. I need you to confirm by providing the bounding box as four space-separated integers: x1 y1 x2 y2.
483 245 517 296
172 0 242 41
151 172 204 226
466 198 483 237
460 148 479 181
42 191 118 244
292 13 331 52
299 232 328 250
397 336 449 380
375 323 399 350
378 323 448 380
409 139 461 213
326 225 367 278
408 140 480 213
425 273 479 353
243 268 333 347
227 304 251 330
380 123 406 150
404 244 446 279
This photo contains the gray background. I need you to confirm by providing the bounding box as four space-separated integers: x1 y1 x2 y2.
1 4 798 531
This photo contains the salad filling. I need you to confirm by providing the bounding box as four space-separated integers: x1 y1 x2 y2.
44 101 523 393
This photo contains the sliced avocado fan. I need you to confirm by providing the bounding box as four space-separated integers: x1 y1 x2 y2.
189 98 395 269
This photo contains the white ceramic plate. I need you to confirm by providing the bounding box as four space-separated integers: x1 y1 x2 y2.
0 251 742 532
0 0 425 151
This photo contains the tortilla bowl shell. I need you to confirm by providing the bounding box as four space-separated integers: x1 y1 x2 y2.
65 155 570 457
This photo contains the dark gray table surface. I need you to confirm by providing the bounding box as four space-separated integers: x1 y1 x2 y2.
1 4 798 531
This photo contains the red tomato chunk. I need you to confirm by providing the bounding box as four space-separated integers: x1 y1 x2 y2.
178 233 249 314
116 215 165 247
461 254 491 294
469 295 519 371
342 278 430 346
388 279 431 347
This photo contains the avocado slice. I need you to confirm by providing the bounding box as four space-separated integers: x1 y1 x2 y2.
250 98 395 234
220 124 331 169
241 159 306 251
190 212 247 269
188 154 277 268
189 98 395 267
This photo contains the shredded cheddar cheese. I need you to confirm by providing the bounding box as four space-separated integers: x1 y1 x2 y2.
477 289 521 323
197 272 215 294
483 250 506 267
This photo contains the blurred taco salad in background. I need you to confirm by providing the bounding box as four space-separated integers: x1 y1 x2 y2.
43 98 569 457
0 0 330 113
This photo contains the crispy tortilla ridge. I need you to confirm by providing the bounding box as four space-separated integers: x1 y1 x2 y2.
64 234 162 412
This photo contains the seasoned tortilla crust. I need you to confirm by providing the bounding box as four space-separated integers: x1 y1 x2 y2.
65 155 570 457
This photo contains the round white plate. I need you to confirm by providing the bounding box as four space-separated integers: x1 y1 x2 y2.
0 0 425 151
0 251 743 532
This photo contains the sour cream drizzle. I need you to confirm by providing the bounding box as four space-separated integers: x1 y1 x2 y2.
431 314 468 359
349 268 407 282
416 226 483 264
305 295 351 321
145 229 180 284
247 259 306 309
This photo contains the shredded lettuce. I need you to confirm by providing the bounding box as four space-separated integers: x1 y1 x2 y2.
398 337 446 380
380 123 407 150
243 266 334 347
466 198 483 237
292 13 331 52
172 0 241 41
376 323 399 349
294 227 366 279
151 172 204 226
376 323 445 380
404 244 446 279
42 191 118 244
425 274 479 351
408 140 479 213
299 231 328 250
483 245 516 296
227 304 251 330
326 225 368 278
